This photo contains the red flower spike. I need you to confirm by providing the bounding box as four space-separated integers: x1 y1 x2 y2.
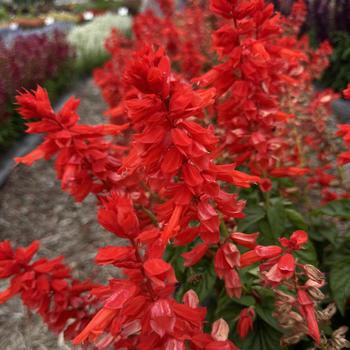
259 178 273 192
214 243 240 278
277 253 295 273
189 318 240 350
98 194 140 239
223 269 242 299
5 1 331 347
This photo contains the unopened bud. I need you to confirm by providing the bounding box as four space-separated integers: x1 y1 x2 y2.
211 319 229 341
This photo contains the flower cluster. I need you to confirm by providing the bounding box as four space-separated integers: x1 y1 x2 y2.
0 240 98 340
15 87 128 201
1 0 347 348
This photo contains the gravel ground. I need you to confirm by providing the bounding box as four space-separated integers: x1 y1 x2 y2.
0 79 116 350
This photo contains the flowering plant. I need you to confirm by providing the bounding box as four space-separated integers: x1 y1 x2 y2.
67 13 132 74
2 0 350 349
0 30 73 148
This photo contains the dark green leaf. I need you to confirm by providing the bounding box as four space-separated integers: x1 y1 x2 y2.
215 294 242 322
294 239 318 266
258 219 275 245
329 253 350 315
315 199 350 219
267 199 286 237
285 208 308 230
238 205 266 232
189 264 217 302
234 317 284 350
254 289 281 331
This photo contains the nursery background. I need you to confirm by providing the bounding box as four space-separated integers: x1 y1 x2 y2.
1 0 350 349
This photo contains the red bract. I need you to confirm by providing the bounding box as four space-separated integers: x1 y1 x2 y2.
214 243 241 298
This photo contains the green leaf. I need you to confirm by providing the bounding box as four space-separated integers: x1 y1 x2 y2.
249 287 282 332
258 219 275 245
189 264 217 302
266 199 286 237
315 199 350 219
329 253 350 315
215 294 242 322
238 205 266 232
285 208 308 230
234 317 284 350
294 239 318 266
308 216 337 244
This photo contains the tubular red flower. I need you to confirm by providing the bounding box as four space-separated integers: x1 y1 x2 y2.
236 307 255 339
297 289 321 344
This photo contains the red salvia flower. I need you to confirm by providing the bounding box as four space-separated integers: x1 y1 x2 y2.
236 307 255 339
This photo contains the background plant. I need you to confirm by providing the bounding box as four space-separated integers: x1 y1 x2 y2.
67 13 132 74
0 30 73 149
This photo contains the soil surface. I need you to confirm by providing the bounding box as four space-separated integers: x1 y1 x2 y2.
0 79 116 350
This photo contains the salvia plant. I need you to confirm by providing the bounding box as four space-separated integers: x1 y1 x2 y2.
2 0 350 349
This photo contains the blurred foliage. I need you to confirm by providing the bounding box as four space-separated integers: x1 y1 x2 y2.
0 6 9 22
321 32 350 92
45 11 79 23
0 60 75 151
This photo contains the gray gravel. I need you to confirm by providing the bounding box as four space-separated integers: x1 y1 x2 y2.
0 79 117 350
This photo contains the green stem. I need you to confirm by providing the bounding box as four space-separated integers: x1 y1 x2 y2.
140 206 159 227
